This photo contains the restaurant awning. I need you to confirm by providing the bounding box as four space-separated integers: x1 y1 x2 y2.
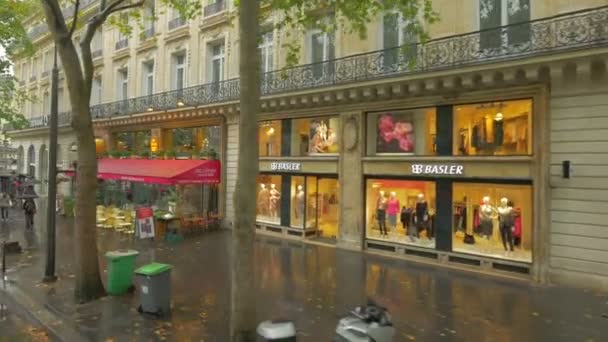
93 158 221 185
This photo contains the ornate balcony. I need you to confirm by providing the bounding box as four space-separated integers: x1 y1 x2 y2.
168 17 187 30
11 6 608 130
204 0 226 17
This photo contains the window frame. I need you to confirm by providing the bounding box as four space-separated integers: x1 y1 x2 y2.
142 60 155 96
208 42 225 83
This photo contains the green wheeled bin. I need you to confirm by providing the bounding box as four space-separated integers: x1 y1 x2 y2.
135 263 173 316
104 249 139 295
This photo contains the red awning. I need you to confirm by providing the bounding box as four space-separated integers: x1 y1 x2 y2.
94 158 221 185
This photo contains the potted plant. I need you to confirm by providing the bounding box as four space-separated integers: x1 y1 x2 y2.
198 149 209 160
165 150 177 160
109 151 122 159
152 150 164 160
138 150 151 159
120 151 132 159
207 148 218 160
98 151 109 159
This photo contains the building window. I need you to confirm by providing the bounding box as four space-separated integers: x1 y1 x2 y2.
142 0 155 38
309 28 335 78
142 60 154 96
291 117 340 156
43 51 52 73
367 108 436 156
453 99 532 156
256 174 282 225
259 31 273 74
113 131 151 153
383 12 418 68
30 57 38 79
117 68 128 100
164 126 221 155
479 0 531 49
91 77 102 105
173 53 186 90
258 120 281 157
42 92 50 115
452 182 532 262
208 42 225 83
366 179 436 248
92 29 103 54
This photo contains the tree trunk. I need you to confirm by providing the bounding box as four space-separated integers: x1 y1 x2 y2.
231 0 260 341
38 0 105 300
73 99 105 303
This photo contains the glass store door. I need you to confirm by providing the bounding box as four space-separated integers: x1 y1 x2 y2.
316 178 339 239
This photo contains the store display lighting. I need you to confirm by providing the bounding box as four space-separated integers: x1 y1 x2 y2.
147 107 154 112
266 127 275 135
177 99 185 107
494 112 503 121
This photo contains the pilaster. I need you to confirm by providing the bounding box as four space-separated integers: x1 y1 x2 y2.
337 110 365 250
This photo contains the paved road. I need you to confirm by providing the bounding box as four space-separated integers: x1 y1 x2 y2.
2 203 608 341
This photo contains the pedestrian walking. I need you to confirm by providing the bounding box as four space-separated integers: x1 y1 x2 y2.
0 192 11 220
23 198 36 230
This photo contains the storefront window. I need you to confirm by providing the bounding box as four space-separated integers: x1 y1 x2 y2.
113 130 151 153
452 182 532 262
291 117 340 156
365 179 436 248
453 99 532 156
257 174 282 225
367 108 436 155
290 176 305 228
163 126 221 155
259 121 282 157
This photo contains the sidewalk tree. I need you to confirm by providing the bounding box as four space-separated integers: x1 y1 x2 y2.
36 0 202 303
0 0 35 129
233 0 436 340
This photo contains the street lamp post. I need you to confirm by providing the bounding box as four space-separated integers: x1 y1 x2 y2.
43 47 59 283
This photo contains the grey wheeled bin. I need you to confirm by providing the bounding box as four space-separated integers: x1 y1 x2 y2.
134 263 172 316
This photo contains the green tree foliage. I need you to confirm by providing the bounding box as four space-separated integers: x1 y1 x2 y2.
0 0 36 129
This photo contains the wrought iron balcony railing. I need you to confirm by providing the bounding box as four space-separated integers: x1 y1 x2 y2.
89 79 240 119
11 6 608 130
204 0 226 17
168 17 187 30
3 112 72 131
115 39 129 50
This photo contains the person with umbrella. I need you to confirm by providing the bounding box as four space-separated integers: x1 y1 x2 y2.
19 184 38 231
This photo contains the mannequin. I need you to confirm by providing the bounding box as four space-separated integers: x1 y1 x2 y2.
257 184 270 217
497 197 515 253
479 196 496 239
294 185 305 219
376 190 388 236
414 193 429 238
386 192 400 230
269 184 281 219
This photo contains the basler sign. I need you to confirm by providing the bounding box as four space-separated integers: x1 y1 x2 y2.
411 164 464 176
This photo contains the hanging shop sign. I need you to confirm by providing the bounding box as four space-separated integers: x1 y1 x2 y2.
270 162 302 172
136 207 155 239
411 164 464 176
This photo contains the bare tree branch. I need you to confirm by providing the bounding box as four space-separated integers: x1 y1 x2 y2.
69 0 81 38
107 1 146 14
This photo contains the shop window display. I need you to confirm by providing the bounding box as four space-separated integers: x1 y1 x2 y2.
452 182 532 262
259 121 282 157
453 99 532 156
291 117 340 156
291 176 305 228
366 108 436 155
366 179 436 248
317 178 339 239
257 174 282 225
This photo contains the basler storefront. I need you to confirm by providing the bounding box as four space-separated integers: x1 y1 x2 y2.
256 116 341 241
361 97 542 275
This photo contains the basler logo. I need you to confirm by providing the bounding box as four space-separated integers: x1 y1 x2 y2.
411 164 464 176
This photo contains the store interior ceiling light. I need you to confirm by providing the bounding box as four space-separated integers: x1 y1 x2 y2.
147 107 154 112
177 100 185 107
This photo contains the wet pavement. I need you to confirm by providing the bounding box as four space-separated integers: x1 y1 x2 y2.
2 202 608 341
